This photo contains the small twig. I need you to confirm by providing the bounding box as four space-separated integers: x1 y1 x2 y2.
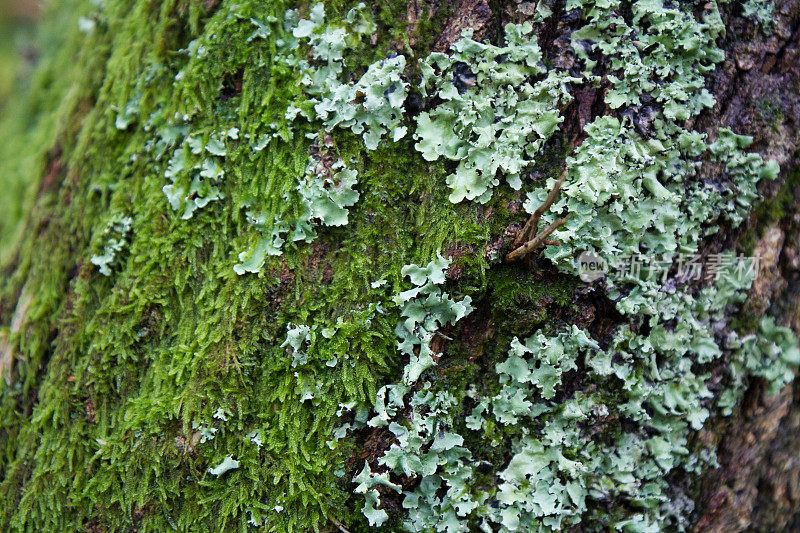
513 168 569 248
330 518 351 533
505 215 570 262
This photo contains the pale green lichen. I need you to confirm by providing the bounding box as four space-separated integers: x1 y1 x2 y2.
232 152 360 274
208 455 240 477
528 120 777 276
719 316 800 413
90 213 133 276
415 22 574 203
353 461 402 527
738 0 777 30
355 255 475 527
161 127 240 220
296 155 360 228
287 3 408 150
361 259 798 531
520 0 779 279
192 420 218 444
232 213 288 275
350 0 797 530
281 323 313 368
390 253 473 386
568 0 723 119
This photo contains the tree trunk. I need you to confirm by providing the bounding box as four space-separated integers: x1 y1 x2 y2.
0 0 799 531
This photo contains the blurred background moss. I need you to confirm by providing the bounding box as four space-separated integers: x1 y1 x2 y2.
0 0 38 108
0 0 38 259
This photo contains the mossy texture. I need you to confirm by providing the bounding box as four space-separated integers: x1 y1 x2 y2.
0 0 796 532
0 1 504 531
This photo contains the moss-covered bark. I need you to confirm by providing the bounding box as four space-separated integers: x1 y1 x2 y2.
0 0 798 531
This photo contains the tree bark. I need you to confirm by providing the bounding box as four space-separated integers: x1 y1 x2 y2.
0 0 799 531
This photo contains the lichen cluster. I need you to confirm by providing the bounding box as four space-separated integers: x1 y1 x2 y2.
90 213 133 276
363 257 797 531
415 21 574 203
286 3 408 150
0 0 797 531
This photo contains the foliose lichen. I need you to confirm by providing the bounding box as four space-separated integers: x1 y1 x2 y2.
90 213 133 276
287 3 408 150
343 0 799 530
415 20 575 203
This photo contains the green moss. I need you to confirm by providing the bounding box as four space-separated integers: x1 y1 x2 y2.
0 1 513 530
488 266 578 337
754 97 787 131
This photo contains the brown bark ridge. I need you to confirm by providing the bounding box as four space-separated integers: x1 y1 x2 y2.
684 0 800 530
